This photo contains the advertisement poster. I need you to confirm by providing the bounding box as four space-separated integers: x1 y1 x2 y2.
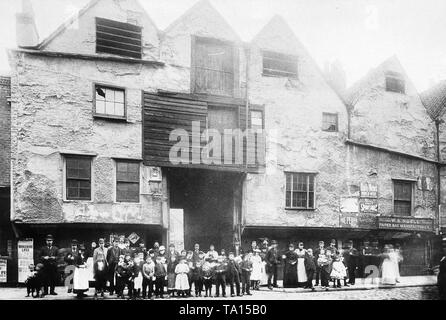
0 259 6 283
18 239 34 283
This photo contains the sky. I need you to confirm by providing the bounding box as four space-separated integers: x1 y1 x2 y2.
0 0 445 91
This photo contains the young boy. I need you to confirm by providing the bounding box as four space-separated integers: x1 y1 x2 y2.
25 263 44 298
142 253 155 299
154 255 166 298
115 255 127 299
202 258 214 297
192 259 204 297
186 250 194 296
226 252 241 297
305 248 316 291
167 255 177 297
240 253 253 296
125 255 135 299
214 256 227 298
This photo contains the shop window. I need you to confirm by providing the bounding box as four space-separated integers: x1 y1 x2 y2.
322 112 338 132
96 17 142 59
393 180 413 216
116 161 140 203
263 51 298 78
66 157 92 201
94 85 126 119
385 72 405 94
285 172 315 209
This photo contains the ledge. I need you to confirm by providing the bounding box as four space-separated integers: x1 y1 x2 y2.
12 48 165 67
345 139 438 165
59 150 98 157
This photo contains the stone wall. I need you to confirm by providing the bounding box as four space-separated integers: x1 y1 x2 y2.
0 76 10 187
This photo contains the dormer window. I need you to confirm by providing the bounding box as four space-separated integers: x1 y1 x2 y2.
262 51 298 78
385 71 405 94
96 17 142 59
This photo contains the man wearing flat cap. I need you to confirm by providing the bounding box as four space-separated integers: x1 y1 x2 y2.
106 237 121 295
265 240 280 289
39 234 59 296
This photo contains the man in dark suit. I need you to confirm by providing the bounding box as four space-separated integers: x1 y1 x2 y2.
342 240 359 285
106 237 121 295
39 234 59 296
438 238 446 300
265 240 280 289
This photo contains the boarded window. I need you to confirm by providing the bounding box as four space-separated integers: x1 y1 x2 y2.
66 157 91 200
322 113 338 132
193 37 235 96
385 72 405 94
116 161 140 203
393 180 412 216
285 173 315 209
263 51 298 78
96 17 142 59
95 85 125 118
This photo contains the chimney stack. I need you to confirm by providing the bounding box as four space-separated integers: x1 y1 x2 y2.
16 0 39 47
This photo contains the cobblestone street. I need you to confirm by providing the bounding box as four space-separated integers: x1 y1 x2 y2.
0 284 440 300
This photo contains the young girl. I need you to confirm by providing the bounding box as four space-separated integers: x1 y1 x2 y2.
167 255 177 297
330 254 347 288
250 249 263 290
115 255 126 299
175 258 190 297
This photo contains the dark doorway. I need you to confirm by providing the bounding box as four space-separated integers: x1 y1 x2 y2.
167 168 242 251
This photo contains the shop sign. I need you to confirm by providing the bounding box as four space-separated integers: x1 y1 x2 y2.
378 216 434 232
18 239 34 283
359 198 378 213
0 259 6 283
360 182 378 198
128 232 140 244
340 213 377 229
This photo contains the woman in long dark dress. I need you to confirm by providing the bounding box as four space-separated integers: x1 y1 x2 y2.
282 243 298 288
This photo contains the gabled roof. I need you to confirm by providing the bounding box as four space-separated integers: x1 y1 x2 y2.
344 55 405 107
420 80 446 120
25 0 159 50
163 0 241 42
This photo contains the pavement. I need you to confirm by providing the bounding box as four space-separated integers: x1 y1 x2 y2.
0 276 440 300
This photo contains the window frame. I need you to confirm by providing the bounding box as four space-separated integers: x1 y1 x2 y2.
93 83 127 120
115 160 141 203
285 172 316 210
64 156 93 201
385 72 405 94
262 50 298 79
392 179 414 216
322 112 339 132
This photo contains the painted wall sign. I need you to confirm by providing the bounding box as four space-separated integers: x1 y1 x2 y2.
18 239 34 283
359 198 378 213
340 197 359 213
360 182 378 198
340 213 377 229
0 259 6 283
378 216 434 232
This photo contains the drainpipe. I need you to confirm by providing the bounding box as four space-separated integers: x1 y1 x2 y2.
244 45 250 169
436 119 442 235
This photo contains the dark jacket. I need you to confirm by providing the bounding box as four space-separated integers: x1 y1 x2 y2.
265 248 280 266
304 254 316 272
240 260 253 273
154 262 166 277
106 247 121 266
64 249 79 265
226 259 241 278
343 248 359 267
39 246 59 267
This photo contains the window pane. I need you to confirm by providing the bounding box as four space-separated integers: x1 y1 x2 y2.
96 87 106 100
115 90 124 103
308 192 314 208
309 175 314 192
115 103 125 117
106 101 115 115
96 100 105 114
286 191 291 207
286 174 291 192
322 113 338 132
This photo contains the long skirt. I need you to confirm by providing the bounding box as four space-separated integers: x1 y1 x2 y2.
296 258 307 287
73 267 89 292
260 262 268 285
381 259 397 285
134 272 143 290
283 262 298 288
251 262 263 281
175 273 190 291
86 257 95 282
167 273 176 290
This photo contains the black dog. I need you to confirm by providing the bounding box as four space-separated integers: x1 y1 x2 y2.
25 264 44 298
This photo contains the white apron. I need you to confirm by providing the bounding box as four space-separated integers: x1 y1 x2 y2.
134 272 143 290
86 257 95 281
73 266 89 291
297 258 307 283
251 256 263 281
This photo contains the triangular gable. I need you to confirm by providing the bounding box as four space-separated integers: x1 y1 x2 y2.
35 0 159 51
163 0 241 43
251 15 302 56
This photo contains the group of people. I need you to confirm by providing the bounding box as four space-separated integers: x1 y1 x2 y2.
26 234 407 299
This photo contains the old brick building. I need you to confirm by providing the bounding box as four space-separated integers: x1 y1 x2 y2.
3 0 444 282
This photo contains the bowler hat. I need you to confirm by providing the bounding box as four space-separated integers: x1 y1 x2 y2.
71 239 78 245
45 234 54 241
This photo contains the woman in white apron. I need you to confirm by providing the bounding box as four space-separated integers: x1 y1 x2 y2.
73 245 89 298
381 244 398 285
295 242 308 288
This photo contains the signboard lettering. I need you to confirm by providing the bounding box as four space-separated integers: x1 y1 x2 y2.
18 239 34 283
378 216 434 232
